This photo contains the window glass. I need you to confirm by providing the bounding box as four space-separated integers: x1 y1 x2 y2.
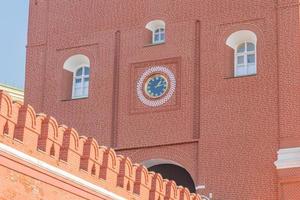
73 66 90 98
154 34 160 42
76 68 83 76
75 78 82 84
247 42 255 51
161 32 165 41
153 28 165 43
83 89 88 96
84 67 90 75
83 79 89 96
237 43 245 53
237 56 244 64
74 84 81 90
236 66 248 77
74 89 80 97
247 54 255 63
84 77 89 84
247 64 256 75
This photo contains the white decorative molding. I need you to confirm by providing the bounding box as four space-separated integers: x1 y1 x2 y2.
196 185 206 190
145 20 165 32
0 83 24 102
274 147 300 169
200 195 211 200
142 158 183 168
225 30 257 49
0 143 126 200
137 66 176 107
63 54 90 72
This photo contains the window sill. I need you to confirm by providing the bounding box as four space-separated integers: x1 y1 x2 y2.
61 97 88 102
224 74 257 79
144 42 165 47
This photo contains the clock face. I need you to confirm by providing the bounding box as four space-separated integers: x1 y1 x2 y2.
144 74 169 99
137 66 176 107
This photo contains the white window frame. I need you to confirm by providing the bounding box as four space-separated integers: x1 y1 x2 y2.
145 20 166 44
234 41 256 77
63 54 91 100
225 30 257 77
153 27 165 44
72 65 90 99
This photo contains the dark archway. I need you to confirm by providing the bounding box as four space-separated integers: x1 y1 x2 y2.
148 164 196 193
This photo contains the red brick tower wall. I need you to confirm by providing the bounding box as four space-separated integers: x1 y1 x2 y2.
25 0 300 199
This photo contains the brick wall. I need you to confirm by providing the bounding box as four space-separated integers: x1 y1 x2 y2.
0 91 201 200
24 0 300 199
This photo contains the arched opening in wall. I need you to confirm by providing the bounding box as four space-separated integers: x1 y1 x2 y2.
62 54 91 100
143 159 196 193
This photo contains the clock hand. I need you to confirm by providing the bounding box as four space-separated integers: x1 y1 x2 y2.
155 80 162 88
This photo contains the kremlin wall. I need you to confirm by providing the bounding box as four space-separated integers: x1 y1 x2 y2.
0 90 201 200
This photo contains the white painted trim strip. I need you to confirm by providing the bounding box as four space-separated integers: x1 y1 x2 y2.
275 147 300 169
0 143 126 200
196 185 205 190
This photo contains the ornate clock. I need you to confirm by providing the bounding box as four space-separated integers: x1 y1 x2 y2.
137 66 176 107
144 74 169 98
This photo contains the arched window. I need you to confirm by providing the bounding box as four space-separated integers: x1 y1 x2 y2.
235 42 256 76
73 66 90 98
146 20 166 44
226 30 257 77
63 54 91 99
153 28 165 44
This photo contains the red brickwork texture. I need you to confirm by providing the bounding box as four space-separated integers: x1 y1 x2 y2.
24 0 300 199
281 182 300 200
0 91 201 200
0 166 102 200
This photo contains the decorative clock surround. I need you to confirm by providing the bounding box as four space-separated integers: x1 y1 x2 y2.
137 66 176 107
130 57 181 113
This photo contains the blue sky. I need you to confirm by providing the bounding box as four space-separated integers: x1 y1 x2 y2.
0 1 29 89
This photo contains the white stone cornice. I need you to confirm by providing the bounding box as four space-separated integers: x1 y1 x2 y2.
0 83 24 102
0 143 126 200
275 147 300 169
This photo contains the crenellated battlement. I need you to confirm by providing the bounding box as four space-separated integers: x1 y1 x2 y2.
0 90 201 200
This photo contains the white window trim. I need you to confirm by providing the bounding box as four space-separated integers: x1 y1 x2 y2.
145 20 166 44
225 30 257 77
275 147 300 169
234 41 256 77
63 54 91 100
152 28 165 44
72 65 90 99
